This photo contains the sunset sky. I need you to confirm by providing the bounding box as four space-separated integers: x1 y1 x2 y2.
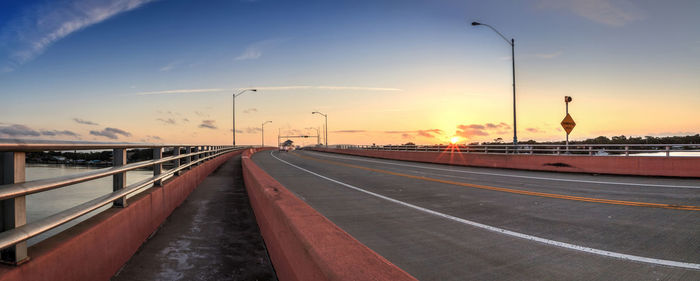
1 0 698 146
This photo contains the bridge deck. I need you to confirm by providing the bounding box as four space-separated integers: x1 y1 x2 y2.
113 155 277 281
253 150 700 280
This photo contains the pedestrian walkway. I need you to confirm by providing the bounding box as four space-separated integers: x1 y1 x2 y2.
112 155 277 281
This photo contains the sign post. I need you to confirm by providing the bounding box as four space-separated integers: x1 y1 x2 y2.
561 96 575 152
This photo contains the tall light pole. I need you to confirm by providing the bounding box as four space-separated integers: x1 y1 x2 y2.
472 21 518 146
232 88 257 146
312 111 328 148
261 121 272 147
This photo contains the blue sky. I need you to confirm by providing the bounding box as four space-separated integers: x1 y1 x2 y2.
1 0 698 145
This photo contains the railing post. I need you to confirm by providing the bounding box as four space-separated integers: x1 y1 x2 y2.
505 146 509 154
625 146 629 156
589 146 593 155
556 146 560 155
186 146 193 170
112 148 127 207
153 147 163 186
193 146 199 166
0 152 28 265
173 146 181 175
666 146 670 157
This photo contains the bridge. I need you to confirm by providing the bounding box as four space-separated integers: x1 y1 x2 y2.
0 141 698 280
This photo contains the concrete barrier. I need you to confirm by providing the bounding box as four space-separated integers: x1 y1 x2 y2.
241 148 417 281
0 150 241 281
311 148 700 178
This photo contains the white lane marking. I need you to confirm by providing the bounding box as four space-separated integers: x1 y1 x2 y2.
305 151 700 189
270 151 700 270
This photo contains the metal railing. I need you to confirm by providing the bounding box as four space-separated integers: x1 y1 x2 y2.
0 141 244 264
332 144 700 157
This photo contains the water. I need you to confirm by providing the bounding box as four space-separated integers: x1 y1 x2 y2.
25 164 152 246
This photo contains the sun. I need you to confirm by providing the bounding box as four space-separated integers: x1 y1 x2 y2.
450 136 460 144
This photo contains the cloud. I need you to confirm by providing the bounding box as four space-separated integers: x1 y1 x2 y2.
0 0 157 72
385 129 442 139
255 85 403 92
159 61 181 72
235 39 284 61
89 127 132 139
245 127 262 134
129 85 403 96
182 118 190 122
526 128 543 133
455 122 511 139
199 120 217 129
141 135 162 142
0 124 41 137
0 124 80 138
135 88 227 95
537 0 645 26
243 108 258 114
40 130 79 137
333 130 367 133
535 51 563 59
73 118 99 126
156 118 176 125
230 129 243 134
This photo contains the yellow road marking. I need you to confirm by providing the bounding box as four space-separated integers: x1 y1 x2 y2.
292 152 700 211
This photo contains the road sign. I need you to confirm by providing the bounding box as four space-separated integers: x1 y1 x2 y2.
561 113 576 135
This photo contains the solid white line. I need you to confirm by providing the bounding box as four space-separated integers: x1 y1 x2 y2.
306 151 700 189
270 151 700 270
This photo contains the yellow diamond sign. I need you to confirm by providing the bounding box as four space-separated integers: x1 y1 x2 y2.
561 113 576 135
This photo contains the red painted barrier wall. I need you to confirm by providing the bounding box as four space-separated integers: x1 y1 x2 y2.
241 148 417 281
0 150 241 281
312 148 700 178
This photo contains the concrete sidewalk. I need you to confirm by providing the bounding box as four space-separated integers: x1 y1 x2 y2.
112 155 277 281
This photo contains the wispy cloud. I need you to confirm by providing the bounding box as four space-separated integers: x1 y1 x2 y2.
255 86 403 92
0 124 78 138
385 129 443 139
135 88 227 95
245 127 262 134
0 0 157 72
40 130 79 137
235 39 284 61
455 122 511 138
156 118 176 125
130 85 403 96
159 60 182 72
0 124 41 137
199 120 217 129
73 118 99 126
90 127 131 139
333 130 367 133
535 51 563 59
537 0 645 26
243 108 258 114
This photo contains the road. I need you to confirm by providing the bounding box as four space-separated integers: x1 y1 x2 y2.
252 149 700 280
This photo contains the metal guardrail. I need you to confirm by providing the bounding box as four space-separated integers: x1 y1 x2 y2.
0 141 244 264
332 144 700 157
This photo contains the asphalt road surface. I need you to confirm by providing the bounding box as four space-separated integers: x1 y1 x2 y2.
252 150 700 281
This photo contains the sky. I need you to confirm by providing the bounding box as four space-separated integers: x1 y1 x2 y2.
0 0 698 146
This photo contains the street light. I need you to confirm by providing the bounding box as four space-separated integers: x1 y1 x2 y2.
471 21 518 146
232 88 257 146
312 111 328 148
261 121 272 147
